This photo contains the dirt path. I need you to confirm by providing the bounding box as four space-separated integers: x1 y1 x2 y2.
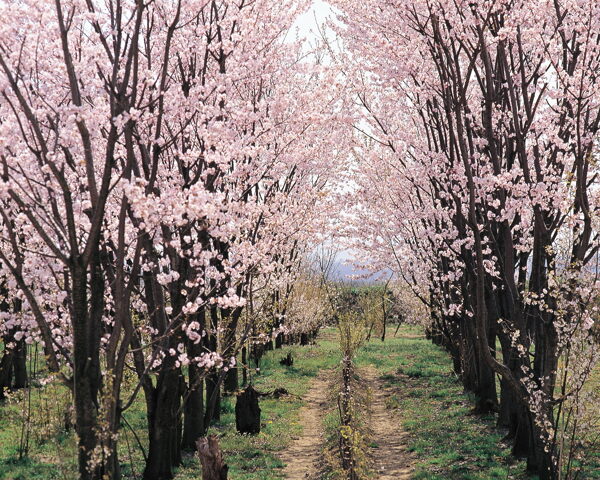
281 371 330 479
362 365 413 479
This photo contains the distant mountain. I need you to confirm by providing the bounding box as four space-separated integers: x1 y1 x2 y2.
329 260 392 284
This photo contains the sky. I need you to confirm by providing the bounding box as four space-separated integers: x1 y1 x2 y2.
293 2 375 281
293 0 334 39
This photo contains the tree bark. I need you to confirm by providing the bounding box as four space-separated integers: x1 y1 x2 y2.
241 346 248 387
196 435 228 480
12 338 27 389
183 339 205 451
222 306 242 394
204 372 221 426
71 261 102 480
235 386 261 435
143 363 184 480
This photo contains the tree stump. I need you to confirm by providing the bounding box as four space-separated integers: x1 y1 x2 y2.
235 386 261 434
272 387 289 398
279 352 293 366
196 435 228 480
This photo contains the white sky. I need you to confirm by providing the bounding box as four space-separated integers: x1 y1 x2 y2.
293 0 334 39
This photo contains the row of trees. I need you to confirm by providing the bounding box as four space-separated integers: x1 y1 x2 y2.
0 1 345 479
336 1 600 479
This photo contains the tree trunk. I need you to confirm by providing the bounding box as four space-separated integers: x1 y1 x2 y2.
223 368 238 395
0 343 14 400
183 376 204 451
251 342 263 369
12 339 27 389
0 297 27 398
204 307 221 423
183 338 205 451
241 346 248 387
474 287 498 413
235 386 261 435
71 261 103 480
381 292 387 342
144 364 184 480
204 371 221 426
221 307 242 395
196 435 228 480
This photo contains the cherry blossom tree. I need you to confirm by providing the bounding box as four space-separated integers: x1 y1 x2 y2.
334 1 600 478
0 1 345 479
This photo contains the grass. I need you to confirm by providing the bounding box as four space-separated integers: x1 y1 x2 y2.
356 325 600 480
178 332 341 480
1 326 598 479
0 333 340 480
356 325 532 480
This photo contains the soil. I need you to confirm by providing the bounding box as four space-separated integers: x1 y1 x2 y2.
362 365 414 479
281 364 413 480
280 371 330 479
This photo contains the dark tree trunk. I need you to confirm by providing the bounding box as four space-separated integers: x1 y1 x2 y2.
474 287 498 414
183 337 205 451
0 295 26 398
512 404 534 459
474 350 497 413
0 285 12 400
183 376 204 451
204 306 221 423
458 319 478 392
143 364 184 480
241 346 248 387
526 226 559 479
71 256 104 480
72 316 100 480
279 352 293 366
528 322 559 479
496 324 529 455
381 292 387 342
221 307 242 395
223 368 238 395
235 386 261 435
204 372 221 425
12 339 27 389
0 344 14 400
251 342 263 369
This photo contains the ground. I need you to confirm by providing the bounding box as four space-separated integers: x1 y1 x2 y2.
279 370 329 479
0 326 598 479
360 365 412 479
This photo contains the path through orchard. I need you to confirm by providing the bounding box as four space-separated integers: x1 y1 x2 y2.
280 371 330 479
362 365 413 479
280 362 413 479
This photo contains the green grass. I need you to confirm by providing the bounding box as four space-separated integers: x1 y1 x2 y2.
179 333 341 480
0 333 340 480
1 326 597 479
0 380 78 479
355 326 532 480
356 326 600 479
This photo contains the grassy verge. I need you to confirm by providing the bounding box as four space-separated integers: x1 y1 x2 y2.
0 333 340 480
1 327 596 480
178 332 341 480
355 325 532 480
0 375 77 480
